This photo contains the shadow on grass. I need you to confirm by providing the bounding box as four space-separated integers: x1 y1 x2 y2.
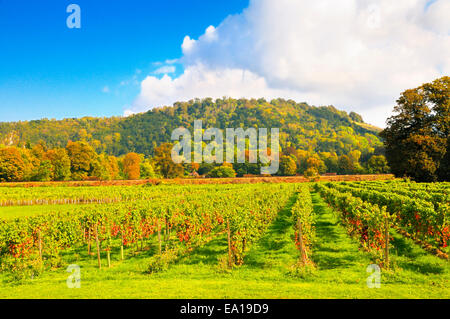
58 237 163 271
176 236 229 266
390 232 420 259
390 231 446 274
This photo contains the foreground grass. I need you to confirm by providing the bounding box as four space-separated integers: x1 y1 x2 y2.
0 192 448 299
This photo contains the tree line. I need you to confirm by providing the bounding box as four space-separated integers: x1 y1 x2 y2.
0 138 390 182
0 141 156 182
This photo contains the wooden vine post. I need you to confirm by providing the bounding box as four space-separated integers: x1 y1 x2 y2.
87 229 91 255
164 217 168 242
95 224 101 269
120 234 124 260
107 239 111 268
38 229 43 263
164 217 170 251
106 249 111 268
384 216 390 268
158 220 162 255
297 218 307 265
167 223 171 250
227 218 232 268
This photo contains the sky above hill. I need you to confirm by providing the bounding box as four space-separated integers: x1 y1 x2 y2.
0 0 449 127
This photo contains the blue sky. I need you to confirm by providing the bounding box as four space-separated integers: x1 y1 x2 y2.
0 0 248 122
0 0 447 127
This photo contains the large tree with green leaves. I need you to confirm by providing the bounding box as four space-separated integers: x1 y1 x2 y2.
207 165 237 178
45 148 71 181
278 155 297 176
66 140 98 180
153 143 184 178
380 76 449 182
366 155 390 174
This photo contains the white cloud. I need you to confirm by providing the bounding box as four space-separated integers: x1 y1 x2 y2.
421 0 450 35
124 109 135 117
153 65 176 75
165 58 179 64
127 0 450 127
181 36 196 53
204 25 218 42
130 63 307 114
102 86 110 93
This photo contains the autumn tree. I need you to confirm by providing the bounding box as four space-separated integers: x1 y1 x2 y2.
33 160 52 182
306 156 326 174
293 149 309 174
140 157 157 179
108 156 120 180
19 148 38 181
279 155 297 176
30 143 46 172
66 141 98 180
45 148 71 181
123 152 141 180
304 167 319 178
0 147 25 182
321 152 339 173
92 154 112 181
348 150 364 173
338 155 355 174
380 76 449 181
153 143 184 178
366 155 390 174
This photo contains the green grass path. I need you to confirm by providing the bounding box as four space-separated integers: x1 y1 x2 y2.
241 193 299 272
309 192 374 284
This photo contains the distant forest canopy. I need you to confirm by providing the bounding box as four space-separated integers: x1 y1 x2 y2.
0 98 390 182
0 98 383 156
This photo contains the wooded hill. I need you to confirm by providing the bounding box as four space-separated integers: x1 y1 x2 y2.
0 98 383 159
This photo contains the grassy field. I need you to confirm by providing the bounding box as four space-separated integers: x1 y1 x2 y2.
0 190 448 299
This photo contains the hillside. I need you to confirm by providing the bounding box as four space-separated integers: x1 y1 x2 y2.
0 98 383 157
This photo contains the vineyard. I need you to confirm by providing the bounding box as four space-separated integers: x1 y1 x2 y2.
0 180 449 298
